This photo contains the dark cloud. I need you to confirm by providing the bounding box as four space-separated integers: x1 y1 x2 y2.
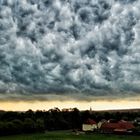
0 0 140 100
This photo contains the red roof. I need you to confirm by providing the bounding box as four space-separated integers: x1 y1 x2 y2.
118 121 135 129
101 121 134 130
85 118 96 125
114 129 127 132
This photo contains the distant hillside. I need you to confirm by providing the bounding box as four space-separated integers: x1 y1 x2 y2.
95 108 140 113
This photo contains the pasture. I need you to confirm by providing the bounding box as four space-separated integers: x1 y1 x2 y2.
0 131 140 140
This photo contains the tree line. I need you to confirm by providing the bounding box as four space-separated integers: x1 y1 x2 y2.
0 108 140 135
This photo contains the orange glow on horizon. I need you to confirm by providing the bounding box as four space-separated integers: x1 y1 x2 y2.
0 100 140 111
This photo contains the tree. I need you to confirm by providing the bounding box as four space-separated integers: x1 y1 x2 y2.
71 108 81 129
12 119 23 134
36 119 45 132
23 118 36 133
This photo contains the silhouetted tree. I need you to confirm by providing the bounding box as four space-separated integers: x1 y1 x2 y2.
23 118 36 133
36 119 45 132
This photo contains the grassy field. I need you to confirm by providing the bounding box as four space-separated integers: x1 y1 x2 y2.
0 131 140 140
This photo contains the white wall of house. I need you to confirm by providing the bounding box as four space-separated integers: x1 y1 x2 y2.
82 124 97 131
98 120 107 129
97 122 103 129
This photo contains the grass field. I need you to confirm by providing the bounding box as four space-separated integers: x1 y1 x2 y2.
0 131 140 140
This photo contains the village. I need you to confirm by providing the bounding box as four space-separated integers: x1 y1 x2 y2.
0 108 140 140
82 118 140 135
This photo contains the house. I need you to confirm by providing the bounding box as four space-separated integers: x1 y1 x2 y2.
134 118 140 126
100 120 135 134
97 119 107 129
82 118 97 132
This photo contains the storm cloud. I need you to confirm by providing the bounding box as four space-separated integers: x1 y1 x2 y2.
0 0 140 100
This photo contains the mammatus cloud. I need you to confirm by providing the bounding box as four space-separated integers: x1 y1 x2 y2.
0 0 140 100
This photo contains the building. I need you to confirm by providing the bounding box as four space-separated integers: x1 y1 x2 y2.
100 120 135 134
134 118 140 126
82 118 97 132
97 119 107 129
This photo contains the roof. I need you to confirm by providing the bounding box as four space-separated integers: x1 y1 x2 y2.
114 129 127 132
84 118 96 125
101 121 134 130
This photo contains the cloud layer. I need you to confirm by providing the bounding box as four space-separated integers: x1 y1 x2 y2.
0 0 140 100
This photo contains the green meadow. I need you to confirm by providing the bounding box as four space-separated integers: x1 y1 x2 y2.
0 131 140 140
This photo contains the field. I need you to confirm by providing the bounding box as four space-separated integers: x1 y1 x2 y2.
0 131 140 140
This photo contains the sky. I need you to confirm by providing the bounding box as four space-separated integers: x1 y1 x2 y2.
0 0 140 110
